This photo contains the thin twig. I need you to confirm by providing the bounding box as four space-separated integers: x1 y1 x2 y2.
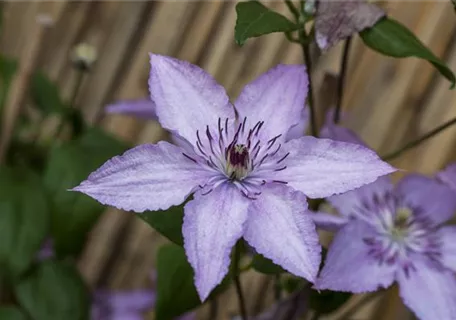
301 42 318 136
285 0 300 19
287 0 317 136
382 116 456 161
207 297 218 320
285 31 300 43
56 69 85 138
335 293 379 320
334 37 352 124
274 274 282 302
233 242 248 320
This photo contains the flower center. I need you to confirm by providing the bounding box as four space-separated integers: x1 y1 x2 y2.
226 144 250 180
183 117 290 198
390 207 412 242
359 193 442 273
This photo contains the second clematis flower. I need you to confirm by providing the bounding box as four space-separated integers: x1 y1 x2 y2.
73 54 395 301
315 119 456 320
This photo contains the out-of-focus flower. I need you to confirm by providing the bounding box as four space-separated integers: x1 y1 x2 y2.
105 99 157 121
73 54 395 301
71 43 98 71
36 239 54 261
314 121 456 320
315 0 385 50
316 173 456 320
436 163 456 193
319 109 367 147
91 290 155 320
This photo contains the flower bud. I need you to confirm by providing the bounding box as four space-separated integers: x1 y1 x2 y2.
71 43 97 71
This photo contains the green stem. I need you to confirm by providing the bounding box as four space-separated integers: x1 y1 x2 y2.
207 297 218 320
334 37 352 124
382 116 456 161
335 293 379 320
301 40 318 136
285 0 300 20
273 274 282 301
233 242 248 320
285 31 300 43
56 69 85 137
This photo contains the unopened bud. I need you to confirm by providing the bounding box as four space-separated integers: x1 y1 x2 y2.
71 43 97 71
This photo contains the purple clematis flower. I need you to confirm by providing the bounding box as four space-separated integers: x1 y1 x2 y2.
106 99 157 121
436 163 456 193
315 0 385 50
314 122 456 320
73 54 395 301
316 174 456 320
105 98 309 142
92 290 155 320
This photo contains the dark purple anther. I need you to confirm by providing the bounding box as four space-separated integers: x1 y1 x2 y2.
229 145 249 168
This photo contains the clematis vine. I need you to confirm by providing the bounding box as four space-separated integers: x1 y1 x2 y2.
73 54 395 301
314 121 456 320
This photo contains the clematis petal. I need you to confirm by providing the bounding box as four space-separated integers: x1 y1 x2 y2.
398 257 456 320
328 176 393 218
285 106 309 141
316 221 396 292
72 142 213 212
108 313 144 320
315 0 385 50
312 211 349 231
235 64 308 140
396 174 456 225
149 54 234 143
243 184 321 282
183 183 249 301
320 111 367 146
275 136 396 199
438 226 456 272
93 290 155 312
436 163 456 192
176 312 197 320
105 99 157 120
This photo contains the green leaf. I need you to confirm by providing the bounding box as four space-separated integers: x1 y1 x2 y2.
156 244 200 320
360 18 456 88
30 71 87 136
15 260 90 320
235 1 298 46
0 307 28 320
252 254 285 274
44 128 128 257
309 289 352 314
0 167 49 279
31 72 66 115
140 205 184 246
0 55 18 111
